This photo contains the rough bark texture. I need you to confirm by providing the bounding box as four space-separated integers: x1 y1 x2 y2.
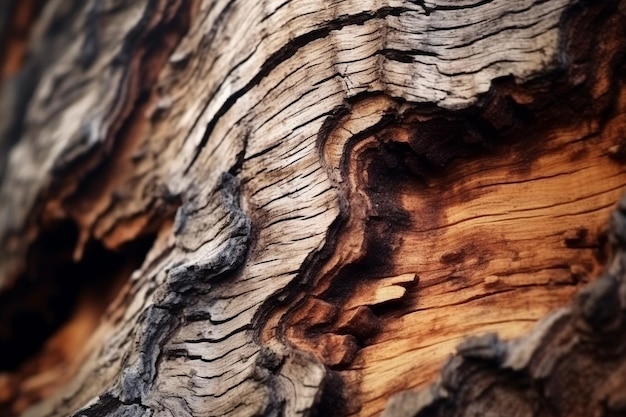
1 1 626 417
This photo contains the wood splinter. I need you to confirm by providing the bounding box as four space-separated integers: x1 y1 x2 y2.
345 273 418 310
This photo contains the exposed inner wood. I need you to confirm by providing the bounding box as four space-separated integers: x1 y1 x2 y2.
0 1 191 415
280 57 626 415
0 224 158 415
1 0 626 417
352 104 626 416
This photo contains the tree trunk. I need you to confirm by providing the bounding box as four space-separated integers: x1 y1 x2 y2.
1 0 626 416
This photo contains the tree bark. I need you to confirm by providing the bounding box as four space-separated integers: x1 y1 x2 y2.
1 1 626 416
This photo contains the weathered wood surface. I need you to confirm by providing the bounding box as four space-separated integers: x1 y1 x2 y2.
1 0 626 416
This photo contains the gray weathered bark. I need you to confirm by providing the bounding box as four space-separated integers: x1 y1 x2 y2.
1 1 626 416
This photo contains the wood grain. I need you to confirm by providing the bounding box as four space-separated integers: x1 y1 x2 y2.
0 0 625 416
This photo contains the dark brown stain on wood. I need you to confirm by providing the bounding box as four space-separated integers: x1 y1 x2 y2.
273 4 626 413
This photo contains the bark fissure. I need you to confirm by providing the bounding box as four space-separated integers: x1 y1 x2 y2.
184 6 415 172
2 0 626 416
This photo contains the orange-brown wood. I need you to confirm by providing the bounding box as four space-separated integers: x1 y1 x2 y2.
1 1 626 417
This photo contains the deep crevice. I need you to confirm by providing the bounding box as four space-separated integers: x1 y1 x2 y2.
0 219 155 373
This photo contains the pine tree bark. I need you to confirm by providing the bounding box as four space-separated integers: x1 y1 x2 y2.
1 1 626 416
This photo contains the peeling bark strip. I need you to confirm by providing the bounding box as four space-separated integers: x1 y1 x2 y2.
1 1 626 417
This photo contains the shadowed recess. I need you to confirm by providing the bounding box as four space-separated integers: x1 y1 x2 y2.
0 219 155 412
